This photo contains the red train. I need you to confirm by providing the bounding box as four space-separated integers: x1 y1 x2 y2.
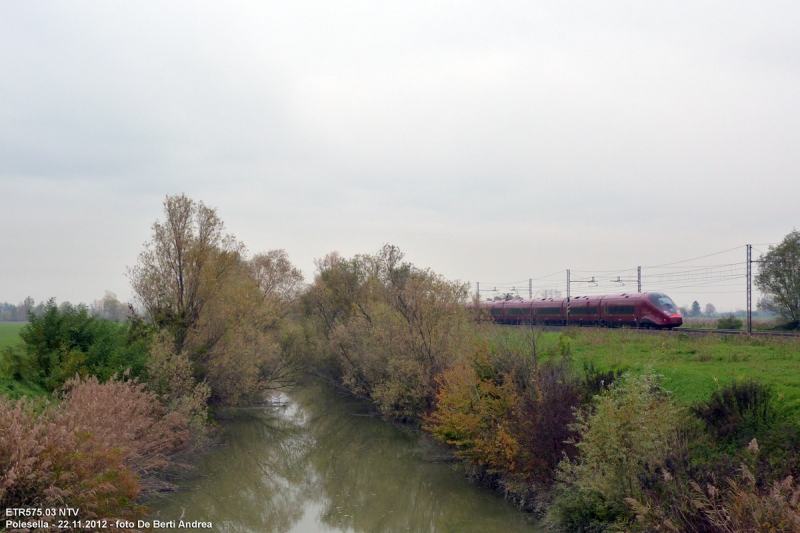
470 292 683 329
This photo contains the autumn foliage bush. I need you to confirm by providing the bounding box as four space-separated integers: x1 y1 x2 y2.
0 375 189 520
426 336 583 484
425 347 520 473
303 245 473 420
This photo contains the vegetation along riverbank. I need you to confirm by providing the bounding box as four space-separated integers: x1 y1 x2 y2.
2 194 800 532
301 242 800 532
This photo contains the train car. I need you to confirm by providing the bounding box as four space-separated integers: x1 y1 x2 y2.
636 292 682 328
532 298 566 325
599 293 638 326
564 295 601 326
477 292 682 329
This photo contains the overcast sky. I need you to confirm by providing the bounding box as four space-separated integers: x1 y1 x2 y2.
2 1 798 311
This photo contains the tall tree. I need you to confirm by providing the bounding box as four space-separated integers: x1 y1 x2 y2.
249 249 305 317
691 301 701 317
704 303 716 317
129 194 305 405
756 230 800 324
128 194 242 347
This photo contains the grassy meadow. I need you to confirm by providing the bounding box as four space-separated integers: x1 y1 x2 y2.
494 326 800 413
679 316 777 330
0 322 25 350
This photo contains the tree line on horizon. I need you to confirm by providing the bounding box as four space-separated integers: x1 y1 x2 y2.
1 292 130 323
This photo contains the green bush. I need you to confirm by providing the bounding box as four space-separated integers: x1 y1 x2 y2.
545 487 620 533
551 370 683 530
682 379 800 494
717 313 743 330
691 379 775 442
3 299 150 391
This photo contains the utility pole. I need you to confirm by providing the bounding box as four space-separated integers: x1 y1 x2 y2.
476 281 480 300
637 266 642 293
566 269 571 326
529 279 532 299
566 270 598 326
747 245 752 334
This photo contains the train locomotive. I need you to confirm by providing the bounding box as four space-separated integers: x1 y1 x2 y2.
472 292 683 329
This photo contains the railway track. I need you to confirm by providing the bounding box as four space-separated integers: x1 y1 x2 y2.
672 327 799 338
526 325 800 338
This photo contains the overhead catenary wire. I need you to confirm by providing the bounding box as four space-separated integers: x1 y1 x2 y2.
643 245 744 269
477 243 763 309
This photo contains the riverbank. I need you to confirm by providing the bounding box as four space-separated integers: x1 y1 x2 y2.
427 326 800 531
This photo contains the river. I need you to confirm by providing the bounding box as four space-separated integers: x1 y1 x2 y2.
147 383 541 532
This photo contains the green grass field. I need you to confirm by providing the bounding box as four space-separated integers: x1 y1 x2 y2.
678 316 779 330
0 322 25 350
494 326 800 414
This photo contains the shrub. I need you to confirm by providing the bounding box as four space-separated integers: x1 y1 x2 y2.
627 440 800 533
6 299 149 391
425 351 520 473
717 314 743 330
426 342 583 484
774 319 800 331
691 379 774 442
695 464 800 532
579 361 620 403
550 372 680 530
145 332 210 438
0 375 189 520
513 358 582 483
545 487 622 533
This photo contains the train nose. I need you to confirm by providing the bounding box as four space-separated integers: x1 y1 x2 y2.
668 313 683 326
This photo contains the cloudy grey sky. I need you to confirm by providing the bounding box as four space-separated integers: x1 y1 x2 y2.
1 1 798 311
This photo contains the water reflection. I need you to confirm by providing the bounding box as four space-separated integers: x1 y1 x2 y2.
148 384 539 532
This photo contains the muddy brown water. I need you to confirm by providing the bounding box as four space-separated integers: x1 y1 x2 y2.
147 383 541 532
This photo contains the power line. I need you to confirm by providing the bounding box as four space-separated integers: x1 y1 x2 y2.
643 245 743 268
476 243 775 313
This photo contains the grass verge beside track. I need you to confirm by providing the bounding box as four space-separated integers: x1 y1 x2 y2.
500 326 800 414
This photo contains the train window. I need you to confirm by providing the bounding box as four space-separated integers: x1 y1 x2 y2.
570 307 598 315
508 308 531 315
490 308 504 316
648 293 678 313
537 308 561 315
606 305 635 315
